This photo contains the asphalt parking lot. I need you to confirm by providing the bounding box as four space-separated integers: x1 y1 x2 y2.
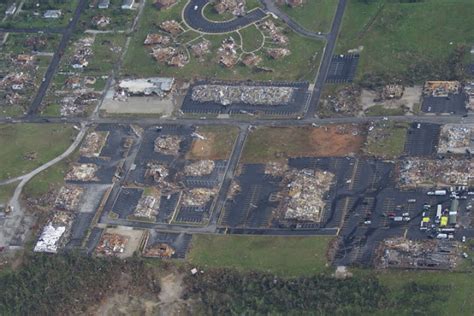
404 123 440 157
421 94 467 115
325 54 359 83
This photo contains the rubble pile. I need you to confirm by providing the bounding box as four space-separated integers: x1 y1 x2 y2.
264 161 288 177
399 159 473 187
151 47 189 67
95 233 129 256
91 15 111 28
70 37 94 69
259 20 289 46
133 195 159 220
80 131 109 157
59 92 100 116
14 54 34 65
145 162 169 182
266 47 291 59
33 211 74 253
191 84 295 106
54 185 84 212
283 169 334 222
423 81 460 97
144 243 175 258
0 72 33 104
227 181 241 198
217 37 239 68
213 0 246 16
144 33 171 46
160 20 183 36
65 163 99 181
325 85 361 114
190 39 211 58
184 160 215 176
154 136 182 155
438 125 473 154
381 84 404 100
182 188 217 206
376 237 459 270
464 81 474 111
241 53 262 67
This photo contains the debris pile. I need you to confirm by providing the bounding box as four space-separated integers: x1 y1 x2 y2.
438 125 473 154
423 81 460 97
464 81 474 110
144 33 171 46
160 20 183 36
190 39 211 58
324 85 361 114
282 169 334 222
241 53 262 67
54 185 84 212
80 131 109 157
184 160 215 176
91 15 111 28
264 161 288 177
95 233 129 256
65 163 99 182
144 242 175 258
154 135 182 155
59 92 100 116
213 0 246 16
34 211 74 253
376 237 459 270
399 159 472 187
227 181 241 199
191 84 295 106
217 37 239 68
151 47 189 67
70 37 94 69
133 195 159 220
259 20 288 46
266 47 291 59
182 188 217 206
382 84 404 100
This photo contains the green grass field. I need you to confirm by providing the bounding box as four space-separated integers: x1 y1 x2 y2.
121 0 324 81
239 24 265 52
364 122 408 158
336 0 474 83
280 0 337 33
0 124 76 180
187 234 333 277
0 182 18 205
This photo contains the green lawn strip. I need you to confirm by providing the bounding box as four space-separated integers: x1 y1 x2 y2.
0 124 76 180
364 104 406 116
279 0 337 33
364 122 408 159
187 234 333 277
202 3 235 22
239 24 264 52
0 182 18 205
336 0 474 83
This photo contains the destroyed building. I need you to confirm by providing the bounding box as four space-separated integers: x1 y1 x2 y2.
91 15 111 28
281 169 334 222
382 84 404 100
241 53 262 67
423 81 461 97
213 0 246 16
182 188 217 207
191 84 295 106
464 81 474 111
154 135 182 155
184 160 215 176
376 238 459 270
151 47 189 67
160 20 183 36
190 39 211 58
95 233 129 256
143 242 175 258
264 161 288 177
65 163 99 182
144 33 171 46
70 37 95 69
144 162 172 187
80 131 109 157
133 195 160 220
438 125 473 154
118 77 174 97
259 20 289 46
324 85 361 115
399 159 473 187
54 185 84 212
266 48 291 60
217 37 239 68
34 212 74 253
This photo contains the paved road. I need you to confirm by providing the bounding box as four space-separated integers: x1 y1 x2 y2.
259 0 326 40
306 0 347 118
183 0 267 33
27 0 88 116
0 125 87 248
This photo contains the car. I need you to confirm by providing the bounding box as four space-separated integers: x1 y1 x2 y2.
194 5 198 10
382 117 388 121
462 236 466 243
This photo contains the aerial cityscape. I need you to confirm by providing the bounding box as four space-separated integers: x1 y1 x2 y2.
0 0 473 314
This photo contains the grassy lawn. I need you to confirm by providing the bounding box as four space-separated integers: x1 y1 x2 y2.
279 0 337 33
202 3 235 22
239 24 265 52
364 122 408 159
187 125 239 160
364 104 406 116
77 0 136 31
121 0 324 81
84 33 127 77
187 234 333 277
336 0 474 83
0 182 18 205
0 124 76 180
2 33 61 54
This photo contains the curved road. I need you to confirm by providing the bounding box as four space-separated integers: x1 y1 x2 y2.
183 0 267 33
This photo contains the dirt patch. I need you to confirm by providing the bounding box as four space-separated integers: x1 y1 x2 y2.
189 132 218 159
187 126 239 160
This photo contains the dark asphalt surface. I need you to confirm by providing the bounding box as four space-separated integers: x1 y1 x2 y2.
183 0 267 33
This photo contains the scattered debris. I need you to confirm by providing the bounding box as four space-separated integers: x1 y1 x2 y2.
438 125 474 154
65 163 99 182
266 47 291 59
241 53 262 67
80 131 109 157
133 195 159 220
381 84 404 100
154 136 182 155
55 185 84 212
144 162 171 185
144 33 171 46
423 81 461 97
213 0 246 16
143 242 175 258
259 20 288 46
264 161 288 177
160 20 183 36
217 37 239 68
324 85 361 114
182 188 217 206
91 15 111 28
95 233 129 256
184 160 215 176
190 39 211 58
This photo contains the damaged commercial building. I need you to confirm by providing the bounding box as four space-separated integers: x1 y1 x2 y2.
118 77 174 97
34 212 74 253
133 195 160 220
80 131 109 157
145 162 170 184
54 185 84 212
376 238 460 270
154 135 182 155
65 163 99 182
143 242 175 258
438 125 474 154
191 84 295 106
182 188 217 207
95 233 129 256
399 159 473 187
184 160 215 176
423 81 461 97
281 168 334 222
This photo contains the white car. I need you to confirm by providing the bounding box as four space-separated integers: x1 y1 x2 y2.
194 5 198 10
